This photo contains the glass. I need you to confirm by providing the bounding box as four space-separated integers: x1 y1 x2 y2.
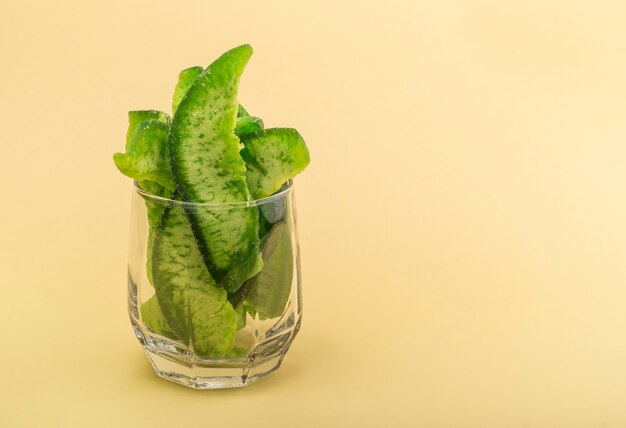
126 180 302 389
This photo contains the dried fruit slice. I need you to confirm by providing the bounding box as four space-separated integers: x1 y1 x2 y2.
171 66 203 114
246 222 293 319
151 203 237 358
168 44 261 292
240 128 310 199
114 120 175 192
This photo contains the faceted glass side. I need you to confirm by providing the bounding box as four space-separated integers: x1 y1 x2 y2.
126 183 302 389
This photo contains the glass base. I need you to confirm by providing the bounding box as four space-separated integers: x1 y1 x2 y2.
128 273 301 390
145 349 286 389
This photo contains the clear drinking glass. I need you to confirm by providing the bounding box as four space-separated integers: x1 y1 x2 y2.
126 181 302 389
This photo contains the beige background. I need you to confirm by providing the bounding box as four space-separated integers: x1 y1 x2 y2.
2 0 626 426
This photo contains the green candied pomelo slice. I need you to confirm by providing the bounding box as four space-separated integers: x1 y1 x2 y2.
114 120 175 192
246 222 294 320
168 44 262 293
172 66 203 114
126 110 171 148
172 66 263 135
228 229 273 309
240 128 310 199
115 113 174 285
140 295 177 339
151 202 237 358
230 128 308 310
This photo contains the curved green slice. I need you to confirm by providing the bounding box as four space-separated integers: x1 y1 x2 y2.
114 120 175 192
172 67 264 135
169 44 261 291
228 229 273 308
172 66 203 114
115 114 174 286
240 128 310 199
246 222 294 319
126 110 171 148
151 203 237 358
141 295 177 339
121 112 172 197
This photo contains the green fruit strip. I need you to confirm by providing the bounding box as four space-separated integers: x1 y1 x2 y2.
240 128 310 199
172 66 203 114
114 120 175 192
115 113 174 286
126 110 171 149
172 65 260 128
151 202 237 358
228 229 273 308
234 129 309 317
168 44 261 289
245 222 294 319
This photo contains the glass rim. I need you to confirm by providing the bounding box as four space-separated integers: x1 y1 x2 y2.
133 180 293 207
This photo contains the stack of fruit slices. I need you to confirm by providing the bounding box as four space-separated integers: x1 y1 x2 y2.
114 44 310 358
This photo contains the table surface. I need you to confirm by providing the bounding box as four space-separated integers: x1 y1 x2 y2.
2 1 626 427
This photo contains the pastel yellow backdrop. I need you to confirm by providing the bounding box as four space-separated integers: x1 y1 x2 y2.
1 1 625 427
